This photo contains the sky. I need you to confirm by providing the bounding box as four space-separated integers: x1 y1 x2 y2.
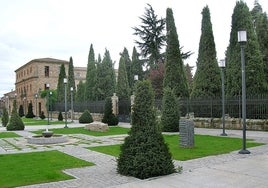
0 0 267 97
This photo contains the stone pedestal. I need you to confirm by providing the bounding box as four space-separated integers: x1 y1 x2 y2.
179 119 195 148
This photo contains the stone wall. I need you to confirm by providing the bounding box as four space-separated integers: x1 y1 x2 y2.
193 117 268 131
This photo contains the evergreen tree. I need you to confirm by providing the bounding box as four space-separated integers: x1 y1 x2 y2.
148 62 165 98
251 1 268 83
117 80 175 179
2 107 9 127
102 97 119 126
26 102 35 118
164 8 189 98
57 64 67 102
95 49 116 100
185 63 194 94
191 6 221 98
75 81 85 102
85 44 97 101
131 46 144 85
161 87 180 132
133 4 166 68
226 1 267 96
18 104 24 117
116 53 130 100
67 57 76 102
58 111 63 121
79 110 93 123
121 48 132 89
7 100 24 130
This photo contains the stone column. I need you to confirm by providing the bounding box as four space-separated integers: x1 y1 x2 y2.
111 93 118 115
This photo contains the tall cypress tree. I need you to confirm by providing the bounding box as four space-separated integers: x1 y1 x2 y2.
117 80 175 179
75 81 85 102
191 6 221 98
95 49 116 100
131 46 144 84
57 64 67 102
121 48 132 89
116 55 130 100
164 8 189 98
226 1 267 96
67 56 76 102
85 44 96 101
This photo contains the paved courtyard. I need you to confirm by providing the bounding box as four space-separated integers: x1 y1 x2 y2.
0 123 268 188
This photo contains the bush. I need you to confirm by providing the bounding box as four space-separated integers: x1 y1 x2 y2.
117 80 175 179
6 100 24 131
40 111 46 120
58 111 63 121
1 107 9 127
79 110 93 123
18 105 24 117
161 87 180 132
26 102 35 118
102 97 119 126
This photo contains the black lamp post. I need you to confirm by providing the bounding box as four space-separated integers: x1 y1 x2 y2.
238 30 250 154
46 83 50 126
70 86 74 122
35 93 38 117
219 59 227 136
64 78 68 128
50 91 52 120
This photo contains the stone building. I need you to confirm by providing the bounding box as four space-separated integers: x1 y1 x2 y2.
14 58 86 116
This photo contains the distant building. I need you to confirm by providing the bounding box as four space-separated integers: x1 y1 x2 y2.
14 58 86 116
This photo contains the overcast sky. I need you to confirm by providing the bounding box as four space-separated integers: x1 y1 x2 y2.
1 0 267 97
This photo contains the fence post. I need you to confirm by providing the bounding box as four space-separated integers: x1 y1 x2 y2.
111 93 118 115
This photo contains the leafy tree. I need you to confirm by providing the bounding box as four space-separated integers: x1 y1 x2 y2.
26 102 35 118
102 97 119 126
75 81 85 102
164 8 189 98
251 1 268 83
85 44 97 101
133 4 166 69
161 87 180 132
191 6 221 98
116 53 130 100
57 64 67 102
2 107 9 127
67 56 76 102
117 80 175 179
95 49 116 100
148 62 165 98
226 1 267 96
79 110 93 123
7 100 24 130
18 105 24 117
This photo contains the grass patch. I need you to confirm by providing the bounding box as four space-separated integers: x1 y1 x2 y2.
31 126 130 136
22 117 68 126
0 132 21 138
0 150 94 187
89 134 264 161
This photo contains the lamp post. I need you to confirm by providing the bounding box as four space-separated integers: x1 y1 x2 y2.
35 93 38 117
70 86 74 122
50 91 52 120
219 59 227 136
238 30 250 154
64 78 68 128
46 83 50 126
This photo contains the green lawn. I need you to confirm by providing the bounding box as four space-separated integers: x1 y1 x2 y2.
31 126 130 136
89 134 264 161
0 150 94 188
0 132 21 138
22 117 68 126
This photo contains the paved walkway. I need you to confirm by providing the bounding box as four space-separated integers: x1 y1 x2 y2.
0 122 268 188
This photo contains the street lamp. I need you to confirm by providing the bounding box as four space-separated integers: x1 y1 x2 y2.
46 83 50 126
35 93 38 117
50 91 52 120
70 86 74 122
219 59 227 136
238 30 250 154
64 78 68 128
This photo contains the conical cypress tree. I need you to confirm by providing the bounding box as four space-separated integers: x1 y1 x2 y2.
117 80 175 179
7 100 24 130
85 44 96 101
191 6 221 98
1 107 9 127
26 102 34 118
75 81 85 102
131 46 144 87
164 8 189 98
67 56 76 102
116 53 130 100
226 1 267 96
57 64 67 102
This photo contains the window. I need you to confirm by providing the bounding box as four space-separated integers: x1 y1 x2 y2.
45 66 49 77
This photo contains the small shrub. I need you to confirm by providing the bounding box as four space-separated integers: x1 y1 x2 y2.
18 105 24 117
58 111 63 121
40 111 46 120
79 110 93 123
7 100 24 131
26 103 35 118
2 107 9 127
102 97 119 126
